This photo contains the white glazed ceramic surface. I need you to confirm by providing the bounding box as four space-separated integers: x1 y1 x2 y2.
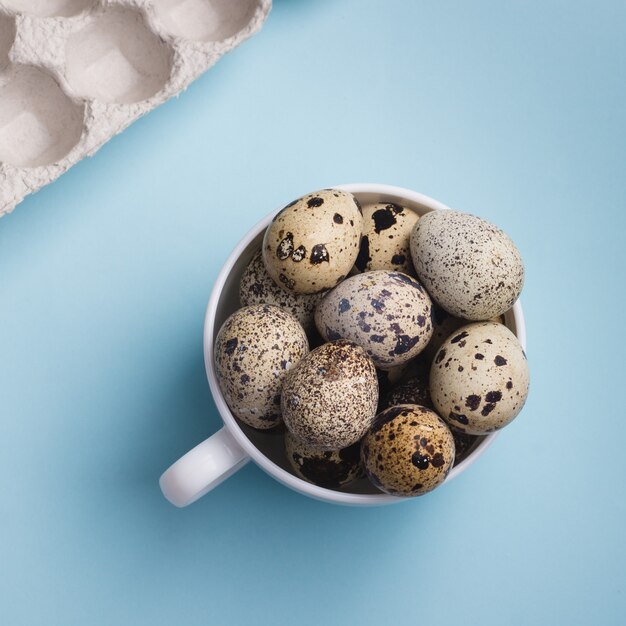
0 0 270 216
159 184 527 507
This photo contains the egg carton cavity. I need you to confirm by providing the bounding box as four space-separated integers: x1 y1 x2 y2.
0 0 270 216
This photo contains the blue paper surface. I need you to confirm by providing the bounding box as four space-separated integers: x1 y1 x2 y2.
0 1 624 624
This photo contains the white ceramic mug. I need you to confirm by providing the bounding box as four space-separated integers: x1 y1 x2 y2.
159 184 527 507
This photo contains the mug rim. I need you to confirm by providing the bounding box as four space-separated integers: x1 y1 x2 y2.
203 183 526 505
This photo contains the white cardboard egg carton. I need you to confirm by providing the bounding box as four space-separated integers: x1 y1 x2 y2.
0 0 271 216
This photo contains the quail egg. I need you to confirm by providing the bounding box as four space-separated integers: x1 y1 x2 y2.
315 270 433 370
262 189 363 294
239 250 325 331
430 321 529 435
214 304 309 429
281 340 378 449
361 404 455 496
354 202 418 275
378 376 481 466
285 430 363 488
410 210 524 320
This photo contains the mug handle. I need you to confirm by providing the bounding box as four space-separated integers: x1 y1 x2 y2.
159 427 249 507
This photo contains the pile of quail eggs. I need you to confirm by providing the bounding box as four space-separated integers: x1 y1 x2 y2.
214 189 529 497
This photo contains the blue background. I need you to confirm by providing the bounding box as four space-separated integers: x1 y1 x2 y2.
1 1 625 624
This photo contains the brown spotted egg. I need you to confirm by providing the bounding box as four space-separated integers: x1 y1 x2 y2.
378 377 482 466
353 202 418 275
314 270 433 370
361 404 455 496
285 430 363 488
239 251 325 331
281 340 378 449
410 211 524 320
262 189 363 294
430 321 529 435
214 304 309 430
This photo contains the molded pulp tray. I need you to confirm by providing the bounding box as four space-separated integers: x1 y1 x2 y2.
0 0 271 216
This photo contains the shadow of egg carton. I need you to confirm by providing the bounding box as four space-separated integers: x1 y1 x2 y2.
0 0 271 216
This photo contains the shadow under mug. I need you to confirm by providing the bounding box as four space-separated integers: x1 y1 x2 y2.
159 183 527 507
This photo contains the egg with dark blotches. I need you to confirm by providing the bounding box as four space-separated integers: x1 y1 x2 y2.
378 378 482 466
361 404 455 496
285 430 363 488
262 189 363 294
281 340 378 449
239 250 325 331
214 304 309 430
353 202 418 275
430 321 529 435
410 210 524 320
314 270 433 370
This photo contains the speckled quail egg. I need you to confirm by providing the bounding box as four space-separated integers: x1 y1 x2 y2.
410 210 524 320
315 270 433 370
281 340 378 449
262 189 363 294
285 430 363 488
239 251 325 331
353 202 419 275
378 376 482 466
430 321 529 435
361 404 455 496
214 304 309 430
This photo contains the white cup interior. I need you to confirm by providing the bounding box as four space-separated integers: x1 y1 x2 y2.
204 184 526 504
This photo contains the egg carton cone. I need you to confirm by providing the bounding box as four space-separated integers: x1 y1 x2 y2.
0 0 271 217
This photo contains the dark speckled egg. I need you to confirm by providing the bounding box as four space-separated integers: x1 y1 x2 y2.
281 340 378 449
314 270 433 370
379 378 482 466
379 375 433 412
285 430 363 488
361 404 455 496
214 304 309 430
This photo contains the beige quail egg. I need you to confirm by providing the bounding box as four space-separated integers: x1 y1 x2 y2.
410 211 524 320
262 189 363 294
281 340 378 449
315 270 433 370
285 430 363 488
353 202 418 275
430 321 529 435
214 304 309 429
239 250 325 331
361 404 455 496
